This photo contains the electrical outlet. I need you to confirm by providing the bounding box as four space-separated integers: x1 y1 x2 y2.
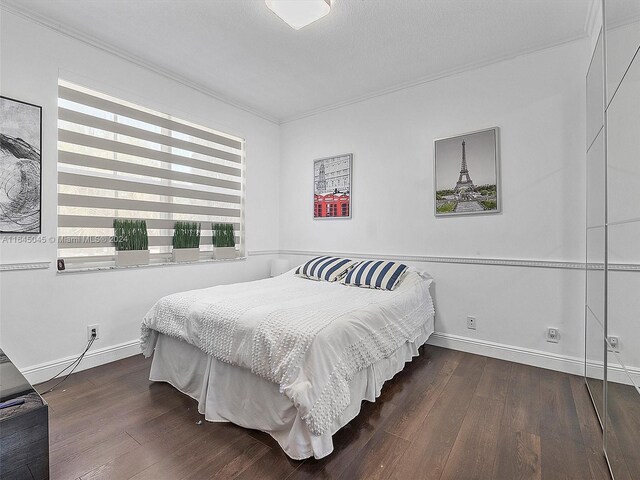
467 316 476 330
547 327 559 343
608 336 620 352
87 324 100 341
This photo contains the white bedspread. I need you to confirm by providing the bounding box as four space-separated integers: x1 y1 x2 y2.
140 268 434 436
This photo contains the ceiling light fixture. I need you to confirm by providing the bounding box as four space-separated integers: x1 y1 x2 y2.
265 0 331 30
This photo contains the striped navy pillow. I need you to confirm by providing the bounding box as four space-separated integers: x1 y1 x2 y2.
341 260 409 291
295 256 358 282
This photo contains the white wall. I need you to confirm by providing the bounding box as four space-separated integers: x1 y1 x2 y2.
278 39 595 374
0 11 280 382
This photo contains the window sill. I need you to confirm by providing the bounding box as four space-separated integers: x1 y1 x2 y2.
57 255 247 274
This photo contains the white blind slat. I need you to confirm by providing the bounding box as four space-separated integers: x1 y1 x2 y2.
58 84 243 151
58 194 241 218
58 151 241 191
58 172 241 204
58 129 241 168
58 215 240 230
59 107 241 163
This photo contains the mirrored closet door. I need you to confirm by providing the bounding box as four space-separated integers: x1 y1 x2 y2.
603 2 640 478
586 1 640 479
585 24 606 426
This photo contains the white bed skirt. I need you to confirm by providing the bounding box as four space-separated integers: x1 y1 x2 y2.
149 315 434 460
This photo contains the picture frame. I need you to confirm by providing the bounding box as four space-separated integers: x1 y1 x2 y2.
0 95 43 233
434 127 500 217
313 153 352 219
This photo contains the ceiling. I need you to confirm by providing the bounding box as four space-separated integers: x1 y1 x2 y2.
3 0 596 123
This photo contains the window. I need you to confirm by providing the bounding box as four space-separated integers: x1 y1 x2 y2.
57 80 244 269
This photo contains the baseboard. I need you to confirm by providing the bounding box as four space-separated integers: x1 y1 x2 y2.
427 332 585 374
20 339 142 385
427 332 640 389
607 360 640 391
19 331 639 392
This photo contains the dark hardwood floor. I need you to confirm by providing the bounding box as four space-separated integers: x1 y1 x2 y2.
35 346 612 480
603 382 640 480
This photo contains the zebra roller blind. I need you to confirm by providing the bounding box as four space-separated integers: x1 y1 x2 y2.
57 80 244 267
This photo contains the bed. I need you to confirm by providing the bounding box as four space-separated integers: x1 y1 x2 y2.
140 266 435 459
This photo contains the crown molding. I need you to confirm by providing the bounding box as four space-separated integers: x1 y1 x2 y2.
0 2 280 125
610 16 640 33
584 0 602 40
279 32 589 124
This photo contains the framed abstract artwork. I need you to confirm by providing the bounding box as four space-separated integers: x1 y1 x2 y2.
434 127 500 216
313 153 352 219
0 96 42 233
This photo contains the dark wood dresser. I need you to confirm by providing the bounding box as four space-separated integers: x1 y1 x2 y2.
0 349 49 479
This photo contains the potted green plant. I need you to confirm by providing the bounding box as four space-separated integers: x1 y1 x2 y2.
172 221 201 262
113 219 150 267
213 223 237 259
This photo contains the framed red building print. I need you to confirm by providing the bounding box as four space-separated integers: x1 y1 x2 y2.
313 154 352 219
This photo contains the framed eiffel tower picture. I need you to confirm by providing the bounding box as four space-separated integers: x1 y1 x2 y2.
434 127 500 217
